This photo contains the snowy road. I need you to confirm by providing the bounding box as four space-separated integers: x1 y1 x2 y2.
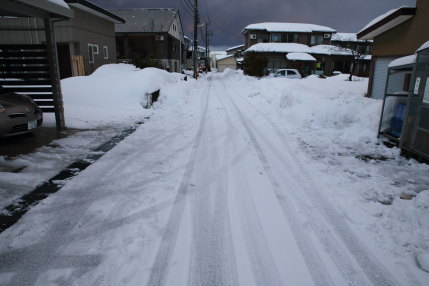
0 73 424 285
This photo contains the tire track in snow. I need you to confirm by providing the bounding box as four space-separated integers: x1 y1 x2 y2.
227 80 405 286
189 87 239 286
218 79 335 286
146 79 212 286
214 80 285 286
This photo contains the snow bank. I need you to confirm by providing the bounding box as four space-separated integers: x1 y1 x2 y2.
61 64 183 128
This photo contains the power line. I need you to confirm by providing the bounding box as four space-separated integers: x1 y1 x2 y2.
210 19 243 39
178 0 194 16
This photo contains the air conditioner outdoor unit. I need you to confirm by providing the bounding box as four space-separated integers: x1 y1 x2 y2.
156 35 164 41
324 33 331 39
250 34 257 40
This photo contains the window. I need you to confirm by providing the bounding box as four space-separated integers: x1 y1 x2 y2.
103 46 108 59
93 44 99 54
310 35 323 45
287 33 299 43
271 33 281 42
88 44 94 63
287 70 297 75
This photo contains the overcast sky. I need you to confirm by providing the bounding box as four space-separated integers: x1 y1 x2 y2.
92 0 416 49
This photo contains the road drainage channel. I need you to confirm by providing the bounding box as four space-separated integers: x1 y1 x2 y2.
0 121 144 233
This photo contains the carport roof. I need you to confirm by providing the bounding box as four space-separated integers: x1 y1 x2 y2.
0 0 72 18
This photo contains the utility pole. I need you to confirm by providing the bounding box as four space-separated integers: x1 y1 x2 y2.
193 0 198 79
205 22 209 72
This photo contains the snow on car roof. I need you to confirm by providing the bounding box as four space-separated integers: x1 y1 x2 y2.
245 43 311 53
286 52 316 61
243 22 336 33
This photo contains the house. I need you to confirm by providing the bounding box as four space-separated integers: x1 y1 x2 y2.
242 22 367 76
0 0 125 78
357 0 428 99
112 8 185 73
226 44 245 57
186 45 206 71
216 55 237 72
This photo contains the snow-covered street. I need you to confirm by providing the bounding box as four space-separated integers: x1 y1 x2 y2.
0 68 428 285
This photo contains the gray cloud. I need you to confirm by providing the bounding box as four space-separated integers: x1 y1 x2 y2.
92 0 416 47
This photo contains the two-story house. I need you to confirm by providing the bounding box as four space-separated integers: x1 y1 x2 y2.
112 8 185 73
242 22 338 75
243 23 335 50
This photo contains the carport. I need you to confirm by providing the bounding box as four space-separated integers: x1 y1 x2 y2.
0 0 73 130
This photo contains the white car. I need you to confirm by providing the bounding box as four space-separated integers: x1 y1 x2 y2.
273 69 302 79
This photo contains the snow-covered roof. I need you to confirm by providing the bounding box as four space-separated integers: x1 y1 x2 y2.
417 41 429 52
286 52 316 61
189 45 206 52
216 55 236 62
332 33 371 43
226 44 245 52
388 54 416 68
357 6 415 40
245 43 311 53
243 22 336 33
3 0 73 18
310 45 353 56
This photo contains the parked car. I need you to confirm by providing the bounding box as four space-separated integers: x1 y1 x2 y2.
273 69 302 79
0 86 43 137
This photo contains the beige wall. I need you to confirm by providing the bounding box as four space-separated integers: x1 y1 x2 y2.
372 0 429 57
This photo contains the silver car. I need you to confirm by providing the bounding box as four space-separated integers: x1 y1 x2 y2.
0 86 43 137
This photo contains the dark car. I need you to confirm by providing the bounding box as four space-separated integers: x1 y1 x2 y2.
0 86 43 137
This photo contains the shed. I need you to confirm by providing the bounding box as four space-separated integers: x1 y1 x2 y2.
216 55 237 72
400 42 429 161
378 41 429 161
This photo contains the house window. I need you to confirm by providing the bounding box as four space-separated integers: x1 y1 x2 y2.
88 44 94 63
103 46 108 59
271 33 281 42
93 44 99 54
287 33 298 43
310 35 323 45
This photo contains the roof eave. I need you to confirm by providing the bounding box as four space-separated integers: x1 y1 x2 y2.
357 7 415 40
66 0 125 23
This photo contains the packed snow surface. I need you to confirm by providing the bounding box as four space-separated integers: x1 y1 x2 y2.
0 67 428 285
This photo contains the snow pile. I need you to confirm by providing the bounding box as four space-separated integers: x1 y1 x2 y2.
61 64 184 128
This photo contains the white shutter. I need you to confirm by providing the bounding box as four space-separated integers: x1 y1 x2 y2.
371 57 397 99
